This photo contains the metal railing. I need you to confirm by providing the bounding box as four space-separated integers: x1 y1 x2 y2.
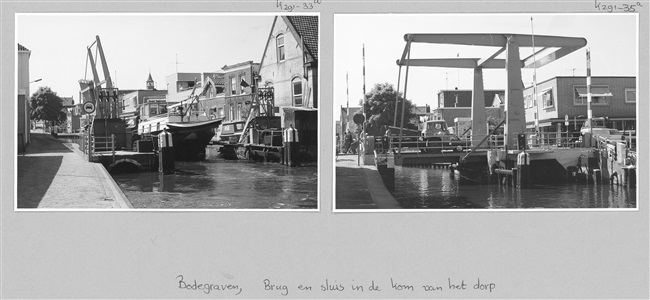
78 132 116 162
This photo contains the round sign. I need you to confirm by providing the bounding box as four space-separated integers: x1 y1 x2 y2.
83 101 96 113
353 113 365 125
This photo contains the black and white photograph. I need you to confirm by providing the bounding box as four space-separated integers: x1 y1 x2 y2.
16 13 319 210
335 13 637 210
3 1 648 299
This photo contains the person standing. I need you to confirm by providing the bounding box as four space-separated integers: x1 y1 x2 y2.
343 130 353 154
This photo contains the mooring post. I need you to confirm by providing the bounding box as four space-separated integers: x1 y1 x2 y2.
593 169 601 184
158 128 175 175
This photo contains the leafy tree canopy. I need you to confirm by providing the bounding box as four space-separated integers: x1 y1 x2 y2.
362 82 418 136
30 86 66 125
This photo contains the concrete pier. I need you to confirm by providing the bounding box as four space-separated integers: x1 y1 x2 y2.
17 132 132 209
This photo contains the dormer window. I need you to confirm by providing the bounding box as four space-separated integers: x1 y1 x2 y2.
277 34 285 62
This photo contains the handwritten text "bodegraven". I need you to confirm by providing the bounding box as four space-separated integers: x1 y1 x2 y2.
176 275 243 295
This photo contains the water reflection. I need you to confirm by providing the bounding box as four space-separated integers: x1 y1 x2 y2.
393 167 636 209
112 147 318 209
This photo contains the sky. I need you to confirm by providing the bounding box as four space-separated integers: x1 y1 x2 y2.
16 13 275 100
334 13 637 119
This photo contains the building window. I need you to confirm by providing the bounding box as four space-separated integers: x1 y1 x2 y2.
524 94 533 108
231 77 237 95
237 103 242 120
292 78 303 107
539 88 554 108
625 88 636 103
218 107 224 118
573 85 612 106
229 103 234 121
277 34 285 62
239 75 246 95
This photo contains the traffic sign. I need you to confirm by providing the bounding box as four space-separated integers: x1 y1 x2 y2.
353 113 365 125
83 101 96 114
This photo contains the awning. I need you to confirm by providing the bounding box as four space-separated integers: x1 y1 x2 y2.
575 86 613 97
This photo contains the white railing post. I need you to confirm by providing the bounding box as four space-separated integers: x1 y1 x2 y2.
111 134 116 162
88 135 93 162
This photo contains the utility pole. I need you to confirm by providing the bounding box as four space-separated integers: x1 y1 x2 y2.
531 17 540 138
586 48 593 136
346 71 349 137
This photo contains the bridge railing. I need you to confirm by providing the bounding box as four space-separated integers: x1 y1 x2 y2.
78 132 116 162
380 134 508 153
525 131 582 149
377 130 636 155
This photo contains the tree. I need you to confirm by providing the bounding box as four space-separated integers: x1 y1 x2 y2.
362 82 418 136
30 86 66 126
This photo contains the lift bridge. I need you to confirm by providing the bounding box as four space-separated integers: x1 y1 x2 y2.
373 32 589 172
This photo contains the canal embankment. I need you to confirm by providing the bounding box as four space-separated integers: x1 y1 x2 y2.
335 154 400 209
17 132 132 209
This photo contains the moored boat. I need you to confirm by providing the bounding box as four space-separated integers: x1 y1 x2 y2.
136 78 223 161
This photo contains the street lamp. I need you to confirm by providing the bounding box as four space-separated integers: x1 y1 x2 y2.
29 78 42 84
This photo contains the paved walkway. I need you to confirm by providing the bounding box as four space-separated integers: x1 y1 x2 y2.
17 132 132 209
335 154 400 209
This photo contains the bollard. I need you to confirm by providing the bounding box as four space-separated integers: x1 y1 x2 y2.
516 150 530 188
158 128 175 175
285 124 299 167
593 169 601 184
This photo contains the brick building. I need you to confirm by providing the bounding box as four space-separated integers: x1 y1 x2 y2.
523 76 636 132
17 44 32 153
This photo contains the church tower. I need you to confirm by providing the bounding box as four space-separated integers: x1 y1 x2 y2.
146 72 155 90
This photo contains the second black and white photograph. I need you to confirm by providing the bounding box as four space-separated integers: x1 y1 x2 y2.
334 13 637 210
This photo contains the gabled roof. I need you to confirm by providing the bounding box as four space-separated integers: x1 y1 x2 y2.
18 43 30 51
284 16 318 61
259 16 319 69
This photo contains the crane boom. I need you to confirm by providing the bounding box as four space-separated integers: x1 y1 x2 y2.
95 36 113 88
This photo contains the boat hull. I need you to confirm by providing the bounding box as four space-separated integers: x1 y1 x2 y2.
151 119 223 161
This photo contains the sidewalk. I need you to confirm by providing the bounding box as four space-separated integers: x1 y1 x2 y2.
335 154 400 209
17 132 132 209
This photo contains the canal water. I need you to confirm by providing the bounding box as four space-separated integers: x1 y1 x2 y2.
392 167 636 209
111 147 318 209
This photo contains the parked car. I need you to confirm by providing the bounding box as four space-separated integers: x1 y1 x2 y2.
421 120 467 153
